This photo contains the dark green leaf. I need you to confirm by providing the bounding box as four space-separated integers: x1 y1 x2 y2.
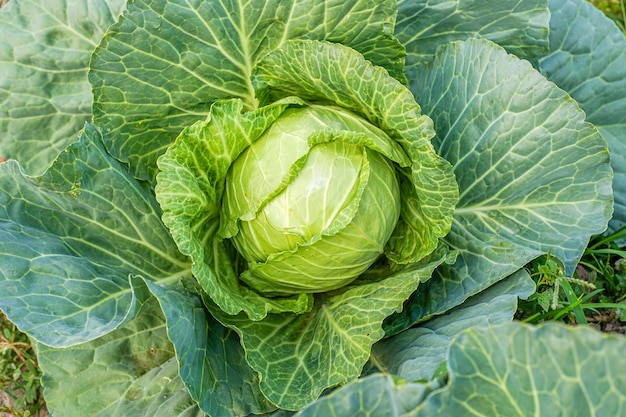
294 374 436 417
534 0 626 237
0 125 190 347
38 294 204 417
373 269 534 380
403 38 612 327
292 323 626 417
0 0 126 174
141 278 276 416
90 0 405 182
395 0 549 67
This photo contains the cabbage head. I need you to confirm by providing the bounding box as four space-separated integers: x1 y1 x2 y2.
220 104 403 294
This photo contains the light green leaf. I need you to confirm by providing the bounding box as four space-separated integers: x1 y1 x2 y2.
0 0 126 174
395 0 549 68
156 98 312 320
380 255 458 335
38 293 205 417
0 124 190 347
406 38 612 312
90 0 405 182
209 246 450 410
411 322 626 416
294 374 437 417
253 39 458 264
372 269 534 381
534 0 626 237
141 278 276 416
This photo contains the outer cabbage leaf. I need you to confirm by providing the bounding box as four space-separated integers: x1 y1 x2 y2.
90 0 405 182
141 278 276 416
0 0 126 174
411 323 626 416
37 292 205 417
156 98 313 320
293 374 438 417
392 38 613 332
395 0 549 68
534 0 626 237
0 124 191 347
372 269 534 381
293 323 626 417
252 39 458 264
209 246 451 411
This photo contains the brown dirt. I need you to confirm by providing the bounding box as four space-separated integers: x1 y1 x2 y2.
588 310 626 334
0 389 47 417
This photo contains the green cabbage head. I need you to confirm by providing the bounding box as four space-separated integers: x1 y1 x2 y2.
219 104 402 295
156 40 459 320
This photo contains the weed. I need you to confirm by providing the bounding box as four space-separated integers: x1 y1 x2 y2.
518 228 626 330
0 312 45 417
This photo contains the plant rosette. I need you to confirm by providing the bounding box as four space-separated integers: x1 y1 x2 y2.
0 0 624 416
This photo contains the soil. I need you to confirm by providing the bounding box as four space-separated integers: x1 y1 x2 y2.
588 310 626 334
0 388 47 417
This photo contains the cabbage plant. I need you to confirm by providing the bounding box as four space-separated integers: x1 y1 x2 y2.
0 0 625 416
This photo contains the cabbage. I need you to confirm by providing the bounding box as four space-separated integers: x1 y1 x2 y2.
221 105 402 294
0 0 623 415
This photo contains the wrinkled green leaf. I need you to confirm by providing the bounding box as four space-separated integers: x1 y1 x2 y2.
534 0 626 237
90 0 405 182
209 246 451 410
0 0 126 173
253 39 458 264
372 269 534 381
381 255 457 334
0 124 190 347
395 0 549 68
38 293 204 417
404 38 612 322
141 278 276 416
411 322 626 416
